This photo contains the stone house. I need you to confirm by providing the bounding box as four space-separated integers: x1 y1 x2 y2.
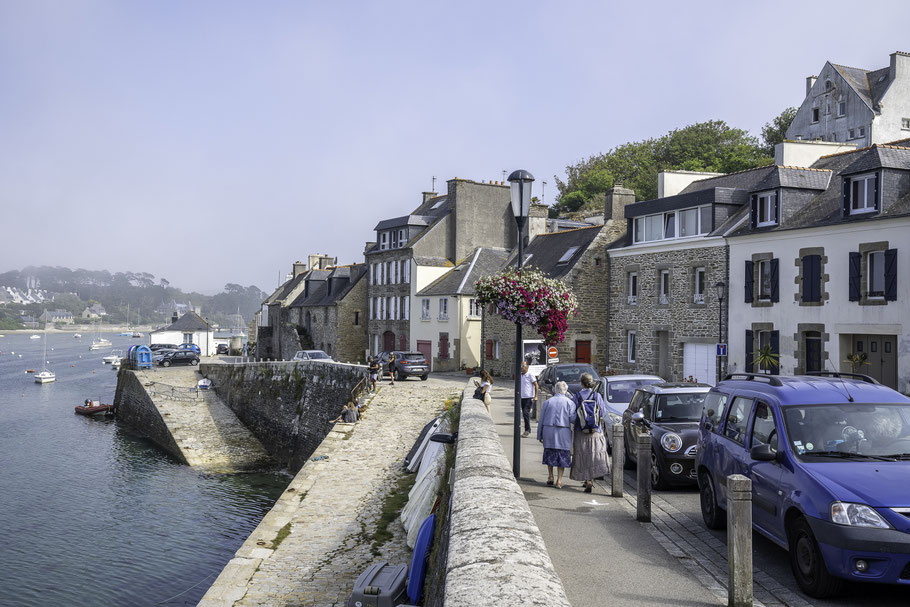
40 309 74 325
787 51 910 148
150 311 216 356
365 178 545 357
413 247 510 372
286 264 368 363
81 303 107 319
482 187 630 378
726 139 910 392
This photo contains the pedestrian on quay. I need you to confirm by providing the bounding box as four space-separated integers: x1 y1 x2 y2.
386 352 396 386
519 361 538 437
537 380 576 489
473 370 494 413
570 373 609 493
331 401 359 424
368 356 380 391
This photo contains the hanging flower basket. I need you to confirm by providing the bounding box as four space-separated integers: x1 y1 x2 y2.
474 267 578 346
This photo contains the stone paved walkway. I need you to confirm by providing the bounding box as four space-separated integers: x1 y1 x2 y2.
136 365 273 472
199 374 466 607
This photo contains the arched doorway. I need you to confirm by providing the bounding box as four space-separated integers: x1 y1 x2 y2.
383 331 395 352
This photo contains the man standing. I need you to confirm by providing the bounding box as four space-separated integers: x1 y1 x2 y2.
519 361 538 437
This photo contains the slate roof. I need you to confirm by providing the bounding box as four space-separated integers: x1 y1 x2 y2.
288 265 365 308
678 164 779 194
153 311 212 333
752 167 832 191
831 63 885 110
840 145 910 175
413 256 454 267
511 226 602 279
418 248 510 296
373 215 436 231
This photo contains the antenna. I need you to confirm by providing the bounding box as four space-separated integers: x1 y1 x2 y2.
502 169 506 182
432 176 436 192
542 180 547 204
823 354 854 402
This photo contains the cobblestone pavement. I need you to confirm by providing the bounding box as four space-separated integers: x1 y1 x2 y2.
135 365 273 472
199 374 466 607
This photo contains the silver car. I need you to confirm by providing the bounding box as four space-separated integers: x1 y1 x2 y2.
292 350 334 362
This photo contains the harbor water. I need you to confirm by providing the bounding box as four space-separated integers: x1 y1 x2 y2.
0 333 288 606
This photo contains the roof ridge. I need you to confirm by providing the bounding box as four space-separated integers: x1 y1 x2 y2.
677 162 776 184
877 144 910 151
818 143 877 159
778 165 832 172
535 225 601 236
832 62 872 74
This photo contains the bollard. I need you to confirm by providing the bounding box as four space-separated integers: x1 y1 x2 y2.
611 425 624 497
727 474 753 607
636 432 651 522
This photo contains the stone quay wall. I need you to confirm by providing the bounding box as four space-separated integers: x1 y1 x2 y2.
113 368 187 464
444 387 571 606
200 361 367 473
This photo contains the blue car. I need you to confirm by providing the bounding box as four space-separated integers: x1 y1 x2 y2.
177 343 201 355
695 372 910 597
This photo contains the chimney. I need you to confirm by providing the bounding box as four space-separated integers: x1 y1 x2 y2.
604 186 635 223
890 51 910 81
422 191 438 204
172 312 179 324
528 203 549 242
292 260 308 278
806 75 817 96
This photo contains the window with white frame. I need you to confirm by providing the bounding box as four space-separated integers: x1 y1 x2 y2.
438 298 448 321
694 267 706 304
903 118 910 130
378 263 384 285
659 270 670 305
387 297 393 320
468 298 482 317
849 174 877 213
848 128 855 139
837 101 846 117
868 251 885 298
758 260 773 301
628 272 638 305
390 230 399 249
386 262 393 284
393 261 399 284
633 205 711 243
858 126 866 137
758 330 772 374
380 232 388 250
421 298 431 320
628 331 637 363
664 212 676 238
404 297 410 320
756 191 778 226
398 229 405 246
403 260 410 283
369 297 374 319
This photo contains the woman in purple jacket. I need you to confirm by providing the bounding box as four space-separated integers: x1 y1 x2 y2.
537 381 577 488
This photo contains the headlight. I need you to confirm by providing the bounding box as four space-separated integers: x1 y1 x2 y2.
830 502 891 528
608 412 622 424
660 432 683 452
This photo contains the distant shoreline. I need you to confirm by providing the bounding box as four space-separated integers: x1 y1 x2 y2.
0 325 154 334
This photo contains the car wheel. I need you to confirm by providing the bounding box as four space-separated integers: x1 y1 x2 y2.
623 435 636 470
650 450 669 490
190 359 198 366
162 360 171 367
393 370 400 381
420 375 428 381
699 471 725 529
788 516 844 598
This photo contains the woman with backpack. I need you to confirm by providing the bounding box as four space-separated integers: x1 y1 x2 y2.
570 373 609 493
537 381 576 488
473 370 494 413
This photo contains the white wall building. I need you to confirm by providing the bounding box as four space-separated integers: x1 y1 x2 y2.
149 312 216 356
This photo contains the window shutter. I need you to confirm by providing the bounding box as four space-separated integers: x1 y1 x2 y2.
884 248 898 301
802 255 821 302
749 194 758 229
485 340 493 360
770 258 779 303
874 172 881 211
770 331 780 376
772 192 779 224
744 260 754 303
745 330 754 372
842 178 851 217
848 252 861 301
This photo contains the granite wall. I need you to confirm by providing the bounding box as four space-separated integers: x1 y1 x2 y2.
112 368 187 464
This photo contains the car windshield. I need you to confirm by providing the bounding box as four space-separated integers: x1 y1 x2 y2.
307 351 330 359
605 379 661 404
655 393 709 422
782 403 910 459
554 365 599 384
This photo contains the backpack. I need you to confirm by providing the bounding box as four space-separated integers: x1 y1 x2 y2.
473 385 485 400
575 390 601 434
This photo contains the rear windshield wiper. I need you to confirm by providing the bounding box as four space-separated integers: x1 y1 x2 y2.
879 453 910 460
800 451 897 461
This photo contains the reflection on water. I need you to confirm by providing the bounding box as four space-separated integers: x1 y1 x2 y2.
0 334 287 606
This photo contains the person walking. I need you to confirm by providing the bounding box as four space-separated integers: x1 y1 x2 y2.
368 356 380 391
519 361 539 437
537 381 576 488
570 373 609 493
473 370 494 413
386 352 396 385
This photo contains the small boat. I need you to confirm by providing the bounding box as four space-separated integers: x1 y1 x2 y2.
73 333 82 339
75 401 112 416
111 359 122 369
26 369 36 373
131 332 143 338
35 370 56 384
102 350 123 364
90 338 112 351
30 335 41 340
118 332 132 337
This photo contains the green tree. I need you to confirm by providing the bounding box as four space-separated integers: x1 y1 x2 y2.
760 107 797 156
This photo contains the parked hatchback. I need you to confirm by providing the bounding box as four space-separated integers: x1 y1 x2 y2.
159 350 200 367
177 343 201 355
594 374 665 452
292 350 333 362
624 382 712 489
696 372 910 597
537 363 601 400
390 352 429 381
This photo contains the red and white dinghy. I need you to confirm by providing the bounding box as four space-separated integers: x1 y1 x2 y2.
75 400 112 416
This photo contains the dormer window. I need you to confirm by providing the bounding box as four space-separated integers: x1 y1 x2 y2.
557 246 580 264
843 173 878 216
380 232 388 250
753 191 779 227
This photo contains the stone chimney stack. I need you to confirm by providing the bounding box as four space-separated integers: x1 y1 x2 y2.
806 75 817 96
172 312 179 324
422 191 438 204
528 203 549 242
292 260 308 278
890 51 910 81
604 186 635 223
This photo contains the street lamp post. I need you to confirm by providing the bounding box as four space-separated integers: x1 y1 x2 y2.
714 281 726 382
508 169 534 479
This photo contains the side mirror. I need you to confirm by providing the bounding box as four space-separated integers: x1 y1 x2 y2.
750 443 777 462
631 411 647 426
430 432 458 444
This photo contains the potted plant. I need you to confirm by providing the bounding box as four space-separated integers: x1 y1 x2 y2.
753 344 780 373
844 352 869 373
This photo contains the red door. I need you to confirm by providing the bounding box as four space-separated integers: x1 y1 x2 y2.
575 340 591 364
417 340 432 371
383 331 395 352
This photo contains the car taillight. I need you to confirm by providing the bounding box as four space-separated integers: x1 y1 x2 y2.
400 361 410 365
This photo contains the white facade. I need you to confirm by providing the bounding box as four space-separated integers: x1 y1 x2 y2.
149 329 216 356
410 293 484 369
727 218 910 393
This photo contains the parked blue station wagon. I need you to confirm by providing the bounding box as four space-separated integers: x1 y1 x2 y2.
695 372 910 597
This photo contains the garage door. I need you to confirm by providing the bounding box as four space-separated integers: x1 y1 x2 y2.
683 343 715 385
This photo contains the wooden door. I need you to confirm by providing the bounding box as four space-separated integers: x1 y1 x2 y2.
575 340 591 364
383 331 395 352
417 340 432 371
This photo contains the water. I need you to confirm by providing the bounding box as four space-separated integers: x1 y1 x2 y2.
0 333 288 606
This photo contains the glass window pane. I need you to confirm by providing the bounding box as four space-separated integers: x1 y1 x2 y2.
635 218 644 242
700 206 711 233
680 209 698 236
664 213 675 238
645 215 662 240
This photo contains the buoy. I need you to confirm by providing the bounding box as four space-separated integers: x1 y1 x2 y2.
71 364 75 367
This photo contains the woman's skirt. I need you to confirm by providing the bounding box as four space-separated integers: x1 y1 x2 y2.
542 448 571 468
570 431 609 481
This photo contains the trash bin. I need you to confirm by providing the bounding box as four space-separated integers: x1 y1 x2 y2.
347 561 407 607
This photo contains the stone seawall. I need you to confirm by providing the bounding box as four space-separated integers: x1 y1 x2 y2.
113 368 187 463
199 361 368 473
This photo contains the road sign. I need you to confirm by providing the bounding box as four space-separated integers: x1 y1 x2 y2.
547 347 558 359
716 343 727 357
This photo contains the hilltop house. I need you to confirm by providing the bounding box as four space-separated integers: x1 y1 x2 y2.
39 309 75 325
150 311 216 356
81 303 107 319
787 51 910 148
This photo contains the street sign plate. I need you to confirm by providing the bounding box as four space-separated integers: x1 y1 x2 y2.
547 347 558 359
716 343 727 357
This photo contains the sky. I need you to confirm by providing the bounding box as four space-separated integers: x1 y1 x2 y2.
1 1 908 294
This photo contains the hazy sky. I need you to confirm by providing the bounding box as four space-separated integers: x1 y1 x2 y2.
1 1 908 294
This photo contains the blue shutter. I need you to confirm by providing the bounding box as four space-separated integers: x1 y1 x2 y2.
884 248 898 301
745 330 754 372
802 255 821 302
874 172 881 212
770 258 780 303
842 177 851 216
749 194 758 229
848 252 861 301
770 331 780 376
772 191 779 224
744 261 754 303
